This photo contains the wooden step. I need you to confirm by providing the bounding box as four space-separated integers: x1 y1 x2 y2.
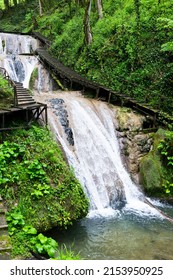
14 82 23 86
0 247 12 252
17 97 34 101
18 101 36 106
0 225 8 230
17 93 32 96
0 209 6 214
16 91 28 94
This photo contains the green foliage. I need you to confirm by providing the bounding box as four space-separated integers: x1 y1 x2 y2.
22 225 37 235
0 0 4 9
30 233 58 258
31 184 52 199
1 0 173 113
0 74 13 96
158 131 173 165
157 131 173 195
54 244 80 260
25 159 47 181
0 124 88 257
140 128 173 198
6 208 25 236
0 74 13 108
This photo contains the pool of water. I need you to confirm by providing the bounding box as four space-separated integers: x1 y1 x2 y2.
47 204 173 260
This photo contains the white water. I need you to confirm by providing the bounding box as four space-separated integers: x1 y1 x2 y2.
45 93 162 218
0 33 164 219
0 33 52 91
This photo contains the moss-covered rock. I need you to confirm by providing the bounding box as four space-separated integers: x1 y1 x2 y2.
139 128 173 198
139 154 163 195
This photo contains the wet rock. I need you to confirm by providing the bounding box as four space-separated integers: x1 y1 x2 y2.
115 107 153 183
65 128 74 146
50 98 74 146
13 59 25 83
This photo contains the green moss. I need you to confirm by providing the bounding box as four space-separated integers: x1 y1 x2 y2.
29 68 38 90
0 235 11 249
139 128 173 198
140 153 163 195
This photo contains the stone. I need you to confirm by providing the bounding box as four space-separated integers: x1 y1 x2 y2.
139 154 163 192
114 107 153 183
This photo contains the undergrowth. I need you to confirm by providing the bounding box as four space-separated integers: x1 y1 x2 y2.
0 124 89 258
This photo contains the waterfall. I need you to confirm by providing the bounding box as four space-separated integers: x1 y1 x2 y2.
44 93 161 218
0 33 165 219
0 33 52 91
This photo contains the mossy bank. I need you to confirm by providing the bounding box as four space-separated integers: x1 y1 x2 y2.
0 124 89 258
139 128 173 202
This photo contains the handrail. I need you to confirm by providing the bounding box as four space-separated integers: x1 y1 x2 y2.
0 67 17 106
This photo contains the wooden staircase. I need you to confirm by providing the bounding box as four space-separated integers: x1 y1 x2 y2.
14 82 37 107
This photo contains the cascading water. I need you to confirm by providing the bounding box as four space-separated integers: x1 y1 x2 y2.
0 32 171 220
0 33 53 91
1 33 173 259
39 92 162 218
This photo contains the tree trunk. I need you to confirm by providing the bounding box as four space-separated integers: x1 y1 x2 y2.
4 0 10 10
13 0 17 6
84 0 92 45
95 0 103 19
38 0 43 16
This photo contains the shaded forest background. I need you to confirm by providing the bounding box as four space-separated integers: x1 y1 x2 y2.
0 0 173 115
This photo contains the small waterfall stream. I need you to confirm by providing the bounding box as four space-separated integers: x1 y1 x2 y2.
0 33 53 91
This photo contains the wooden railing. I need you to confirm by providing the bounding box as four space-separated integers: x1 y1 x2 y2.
0 67 17 106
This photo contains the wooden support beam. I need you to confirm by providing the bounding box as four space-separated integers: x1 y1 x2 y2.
2 113 5 129
95 88 100 99
45 105 48 125
108 92 112 104
26 109 29 124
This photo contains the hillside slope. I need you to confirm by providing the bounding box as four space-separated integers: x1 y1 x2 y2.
0 0 173 114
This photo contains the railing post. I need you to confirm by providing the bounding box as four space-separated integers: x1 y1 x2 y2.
13 85 18 106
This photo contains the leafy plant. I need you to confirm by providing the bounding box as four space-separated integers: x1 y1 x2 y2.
157 130 173 195
158 131 173 166
6 209 25 235
30 233 58 258
31 184 52 199
22 225 37 235
25 159 47 182
162 180 173 195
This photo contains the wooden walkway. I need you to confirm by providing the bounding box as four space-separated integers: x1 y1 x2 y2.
0 68 48 133
0 31 172 127
32 32 173 127
36 48 159 122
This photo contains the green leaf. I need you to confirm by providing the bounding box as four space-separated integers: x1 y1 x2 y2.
23 225 37 235
48 238 58 248
37 233 48 244
47 247 56 258
165 189 171 194
35 243 44 254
